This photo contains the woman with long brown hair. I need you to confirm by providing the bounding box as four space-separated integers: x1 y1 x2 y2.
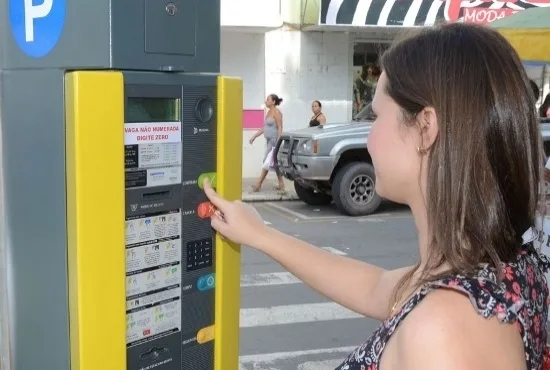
203 23 549 369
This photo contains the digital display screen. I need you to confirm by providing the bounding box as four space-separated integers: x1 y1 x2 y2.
126 97 181 123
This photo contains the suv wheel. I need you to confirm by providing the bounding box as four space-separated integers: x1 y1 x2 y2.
294 181 333 206
332 162 381 216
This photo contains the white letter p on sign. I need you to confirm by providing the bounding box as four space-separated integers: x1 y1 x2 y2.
24 0 53 42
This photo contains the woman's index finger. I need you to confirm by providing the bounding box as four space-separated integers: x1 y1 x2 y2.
203 178 230 211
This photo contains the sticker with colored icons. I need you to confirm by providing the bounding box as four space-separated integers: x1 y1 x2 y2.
197 172 217 189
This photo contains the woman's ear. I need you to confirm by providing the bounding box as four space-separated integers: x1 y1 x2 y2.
417 107 439 151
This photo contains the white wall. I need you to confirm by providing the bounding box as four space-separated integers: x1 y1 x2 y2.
221 31 265 109
220 31 267 179
221 0 282 28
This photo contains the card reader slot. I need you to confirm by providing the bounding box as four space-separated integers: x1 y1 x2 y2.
141 190 172 200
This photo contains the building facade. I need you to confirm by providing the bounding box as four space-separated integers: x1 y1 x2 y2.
221 0 550 178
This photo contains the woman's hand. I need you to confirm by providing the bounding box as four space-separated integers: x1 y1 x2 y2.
249 137 255 145
203 178 267 247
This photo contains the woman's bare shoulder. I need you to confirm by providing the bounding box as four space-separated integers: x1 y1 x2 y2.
394 289 526 370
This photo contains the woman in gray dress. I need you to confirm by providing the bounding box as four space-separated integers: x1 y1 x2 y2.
249 93 285 192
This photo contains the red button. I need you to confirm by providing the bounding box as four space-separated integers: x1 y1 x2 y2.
197 202 216 219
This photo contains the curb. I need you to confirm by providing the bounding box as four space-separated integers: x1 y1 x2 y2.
242 192 299 202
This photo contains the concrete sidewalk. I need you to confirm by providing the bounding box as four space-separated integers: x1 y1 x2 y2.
242 177 298 202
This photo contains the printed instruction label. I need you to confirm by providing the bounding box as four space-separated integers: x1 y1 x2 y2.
126 298 181 347
124 122 182 145
125 210 182 347
124 122 182 189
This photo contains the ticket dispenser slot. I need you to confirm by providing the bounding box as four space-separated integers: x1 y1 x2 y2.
142 190 172 200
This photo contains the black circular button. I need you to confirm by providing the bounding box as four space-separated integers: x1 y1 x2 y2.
195 97 214 123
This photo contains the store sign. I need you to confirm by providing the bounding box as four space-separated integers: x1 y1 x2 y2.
320 0 550 27
445 0 550 24
461 7 516 24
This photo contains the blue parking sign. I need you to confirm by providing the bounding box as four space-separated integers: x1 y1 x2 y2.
9 0 66 58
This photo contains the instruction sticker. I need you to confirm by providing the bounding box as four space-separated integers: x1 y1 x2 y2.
125 210 182 347
124 122 182 189
126 298 181 347
124 122 182 145
126 263 181 297
125 210 180 246
126 237 181 274
127 286 180 311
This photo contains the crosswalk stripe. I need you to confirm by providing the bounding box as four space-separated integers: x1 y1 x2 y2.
298 360 347 369
239 346 357 366
240 302 363 328
239 269 362 367
240 272 302 287
240 247 346 288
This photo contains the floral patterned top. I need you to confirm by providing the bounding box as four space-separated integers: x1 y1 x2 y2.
335 243 550 370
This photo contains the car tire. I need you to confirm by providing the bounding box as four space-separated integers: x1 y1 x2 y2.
294 181 333 206
332 162 381 216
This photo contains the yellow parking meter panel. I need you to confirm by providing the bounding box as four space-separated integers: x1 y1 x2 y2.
214 76 243 370
122 72 241 370
66 71 243 370
65 70 126 370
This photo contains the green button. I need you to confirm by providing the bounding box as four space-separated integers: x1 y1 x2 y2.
198 172 217 189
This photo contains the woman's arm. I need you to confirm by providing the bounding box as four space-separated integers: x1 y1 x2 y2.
204 181 411 320
255 226 413 320
249 127 264 144
274 109 283 138
318 114 326 125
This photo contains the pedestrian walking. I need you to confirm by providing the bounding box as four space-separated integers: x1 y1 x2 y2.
249 93 286 192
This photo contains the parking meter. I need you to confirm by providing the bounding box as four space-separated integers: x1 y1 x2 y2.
0 0 242 369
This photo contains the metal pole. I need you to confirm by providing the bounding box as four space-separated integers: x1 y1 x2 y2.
0 86 11 370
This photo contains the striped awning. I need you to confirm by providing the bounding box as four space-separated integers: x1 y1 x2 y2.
320 0 550 28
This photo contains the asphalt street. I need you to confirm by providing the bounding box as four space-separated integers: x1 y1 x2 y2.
239 200 417 370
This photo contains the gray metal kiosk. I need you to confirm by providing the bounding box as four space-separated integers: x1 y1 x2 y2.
0 0 243 369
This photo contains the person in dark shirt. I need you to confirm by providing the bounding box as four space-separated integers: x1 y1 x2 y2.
309 100 326 127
